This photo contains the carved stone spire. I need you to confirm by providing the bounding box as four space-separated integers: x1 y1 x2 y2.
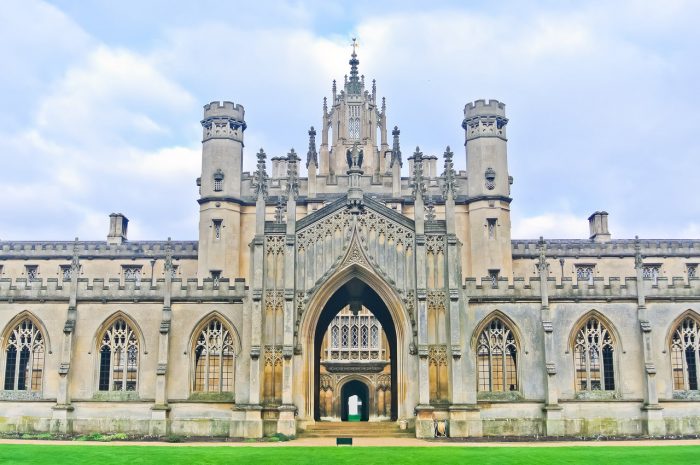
442 146 457 199
372 79 376 100
164 237 173 274
390 126 402 168
537 236 549 274
322 97 328 116
286 148 299 200
252 148 269 201
425 196 436 222
634 235 643 270
70 237 80 276
274 198 285 223
410 146 426 200
306 127 318 169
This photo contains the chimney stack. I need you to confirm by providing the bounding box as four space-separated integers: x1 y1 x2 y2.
107 213 129 245
588 211 611 243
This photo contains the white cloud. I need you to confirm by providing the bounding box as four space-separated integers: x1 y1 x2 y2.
512 212 589 239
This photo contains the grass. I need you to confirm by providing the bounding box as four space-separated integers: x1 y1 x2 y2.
0 444 698 465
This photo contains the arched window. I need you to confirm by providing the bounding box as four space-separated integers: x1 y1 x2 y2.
98 318 139 392
193 318 236 393
476 318 518 392
3 318 44 391
671 316 700 391
361 325 368 348
341 325 349 348
331 326 339 348
351 325 358 348
573 317 615 392
370 325 379 348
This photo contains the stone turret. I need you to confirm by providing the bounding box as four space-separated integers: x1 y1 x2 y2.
462 99 513 280
197 101 246 280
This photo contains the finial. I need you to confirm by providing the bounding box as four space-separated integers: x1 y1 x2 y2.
323 96 327 114
252 148 269 200
390 126 402 168
286 149 299 200
351 37 358 55
307 127 318 169
165 237 174 272
372 79 376 98
442 145 457 198
537 237 549 273
411 146 426 200
382 96 386 113
71 237 80 274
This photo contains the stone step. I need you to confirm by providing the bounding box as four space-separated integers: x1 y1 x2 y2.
300 421 414 438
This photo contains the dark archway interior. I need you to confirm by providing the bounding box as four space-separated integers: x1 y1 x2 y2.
340 380 370 421
313 277 397 421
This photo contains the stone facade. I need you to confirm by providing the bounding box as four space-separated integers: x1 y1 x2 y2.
1 47 699 438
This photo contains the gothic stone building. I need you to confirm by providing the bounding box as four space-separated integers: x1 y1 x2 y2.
1 48 700 439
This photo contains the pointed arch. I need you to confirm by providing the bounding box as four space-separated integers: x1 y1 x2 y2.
471 311 521 393
93 311 144 392
298 261 411 421
189 311 241 394
1 311 48 392
569 310 620 392
666 309 700 391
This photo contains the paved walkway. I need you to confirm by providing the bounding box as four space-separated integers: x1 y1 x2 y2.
1 438 700 447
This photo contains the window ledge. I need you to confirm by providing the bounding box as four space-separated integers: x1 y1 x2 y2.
92 391 140 401
672 390 700 401
188 392 234 402
573 391 621 401
477 391 523 402
0 390 43 401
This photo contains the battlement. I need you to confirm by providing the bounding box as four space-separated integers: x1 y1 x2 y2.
0 240 198 259
511 239 700 258
202 101 245 120
465 276 700 301
464 99 506 117
0 277 247 302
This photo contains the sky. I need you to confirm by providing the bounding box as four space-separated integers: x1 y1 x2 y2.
0 0 698 241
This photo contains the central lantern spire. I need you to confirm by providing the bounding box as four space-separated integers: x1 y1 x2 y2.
317 39 391 182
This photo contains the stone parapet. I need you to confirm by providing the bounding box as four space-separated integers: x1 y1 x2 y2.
0 277 246 302
466 276 700 301
512 239 700 258
0 241 198 259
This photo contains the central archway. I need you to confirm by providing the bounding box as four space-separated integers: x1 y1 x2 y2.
297 264 412 423
313 277 397 421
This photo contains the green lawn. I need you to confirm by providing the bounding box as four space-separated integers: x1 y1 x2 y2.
0 444 698 465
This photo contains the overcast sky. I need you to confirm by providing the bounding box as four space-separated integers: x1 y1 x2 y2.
1 0 698 241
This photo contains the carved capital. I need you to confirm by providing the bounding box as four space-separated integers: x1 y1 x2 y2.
252 289 263 301
283 346 293 360
639 319 652 333
63 320 75 334
250 345 261 360
156 363 167 375
58 363 70 375
542 321 554 333
159 320 171 334
645 362 657 375
545 362 557 375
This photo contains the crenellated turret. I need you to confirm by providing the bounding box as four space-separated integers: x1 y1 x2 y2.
197 101 246 280
462 99 513 280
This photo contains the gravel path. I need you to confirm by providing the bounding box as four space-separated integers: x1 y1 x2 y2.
1 438 699 447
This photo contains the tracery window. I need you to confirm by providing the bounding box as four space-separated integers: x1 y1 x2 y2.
122 265 142 283
371 325 379 348
25 265 38 280
341 326 349 348
3 318 44 391
193 318 236 393
348 105 360 140
671 316 700 391
477 318 518 392
642 264 661 284
322 307 386 361
361 325 369 348
98 318 139 392
576 265 595 285
331 326 339 348
687 264 697 279
351 325 358 348
573 317 615 392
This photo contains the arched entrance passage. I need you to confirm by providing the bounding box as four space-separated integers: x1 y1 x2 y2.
340 380 370 421
313 277 398 421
